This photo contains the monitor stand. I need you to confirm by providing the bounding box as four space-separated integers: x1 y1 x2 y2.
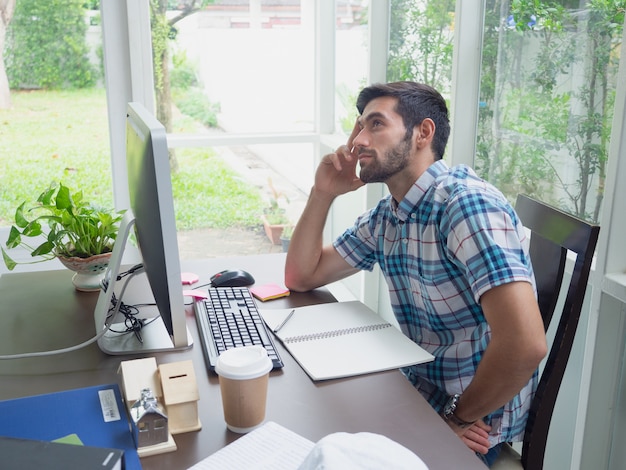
98 316 194 355
94 212 193 355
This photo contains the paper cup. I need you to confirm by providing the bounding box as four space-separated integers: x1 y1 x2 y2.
215 345 273 433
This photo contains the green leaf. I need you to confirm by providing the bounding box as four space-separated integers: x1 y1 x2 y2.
1 248 17 271
22 221 43 237
32 241 54 257
55 184 73 210
73 189 85 207
5 226 22 249
14 202 29 228
39 186 57 205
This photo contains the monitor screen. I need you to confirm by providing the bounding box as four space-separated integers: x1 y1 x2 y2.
93 102 191 354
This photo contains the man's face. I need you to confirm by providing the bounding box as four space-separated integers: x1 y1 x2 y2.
353 96 413 184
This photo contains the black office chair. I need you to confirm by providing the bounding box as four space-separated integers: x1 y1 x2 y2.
492 194 600 470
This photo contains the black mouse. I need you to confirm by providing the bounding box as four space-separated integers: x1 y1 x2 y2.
210 269 255 287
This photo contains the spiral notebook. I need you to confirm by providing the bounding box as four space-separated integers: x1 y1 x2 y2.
260 301 434 381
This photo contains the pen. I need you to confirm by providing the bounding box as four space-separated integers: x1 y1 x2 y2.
273 309 295 334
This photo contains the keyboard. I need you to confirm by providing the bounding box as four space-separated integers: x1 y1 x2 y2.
193 286 284 371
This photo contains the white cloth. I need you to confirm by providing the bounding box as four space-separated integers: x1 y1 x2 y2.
298 431 428 470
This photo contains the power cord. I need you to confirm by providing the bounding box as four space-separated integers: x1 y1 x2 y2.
0 264 154 360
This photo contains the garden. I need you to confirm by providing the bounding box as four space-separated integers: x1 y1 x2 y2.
0 0 268 239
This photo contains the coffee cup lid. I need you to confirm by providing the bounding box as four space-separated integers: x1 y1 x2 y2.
215 345 273 380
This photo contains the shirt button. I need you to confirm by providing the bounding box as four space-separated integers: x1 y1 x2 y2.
402 239 408 244
411 213 416 219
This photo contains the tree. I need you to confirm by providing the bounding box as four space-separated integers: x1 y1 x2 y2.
150 0 212 173
5 0 96 90
0 0 16 109
388 0 455 92
475 0 624 223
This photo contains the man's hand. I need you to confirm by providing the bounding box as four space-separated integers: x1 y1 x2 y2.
314 121 365 198
284 121 363 292
448 419 492 455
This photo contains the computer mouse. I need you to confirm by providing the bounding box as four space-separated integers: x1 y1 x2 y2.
210 269 255 287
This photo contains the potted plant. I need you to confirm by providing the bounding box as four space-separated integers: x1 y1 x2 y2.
1 182 124 291
261 178 290 245
279 225 294 252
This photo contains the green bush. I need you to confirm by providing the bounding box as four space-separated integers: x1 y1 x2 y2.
170 50 198 91
6 0 97 89
170 51 219 128
83 0 100 9
175 89 221 128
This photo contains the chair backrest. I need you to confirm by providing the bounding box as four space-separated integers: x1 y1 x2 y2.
515 194 600 469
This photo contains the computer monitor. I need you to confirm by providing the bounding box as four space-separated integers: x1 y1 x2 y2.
93 102 192 354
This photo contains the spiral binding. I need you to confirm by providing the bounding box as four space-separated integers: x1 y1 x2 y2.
283 323 391 344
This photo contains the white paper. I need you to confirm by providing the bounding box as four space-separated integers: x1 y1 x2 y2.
261 301 434 381
187 421 314 470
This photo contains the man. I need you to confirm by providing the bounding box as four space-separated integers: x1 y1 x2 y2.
284 81 547 467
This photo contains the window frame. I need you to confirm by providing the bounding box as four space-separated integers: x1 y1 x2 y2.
101 2 626 468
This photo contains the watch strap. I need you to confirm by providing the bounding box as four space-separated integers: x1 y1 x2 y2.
446 410 475 429
443 393 475 429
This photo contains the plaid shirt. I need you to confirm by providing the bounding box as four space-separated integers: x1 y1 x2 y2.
333 160 537 445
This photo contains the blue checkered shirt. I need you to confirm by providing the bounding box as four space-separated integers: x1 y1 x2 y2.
333 160 538 446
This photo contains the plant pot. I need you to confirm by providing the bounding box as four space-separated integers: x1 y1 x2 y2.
261 215 286 245
57 252 112 292
280 236 291 253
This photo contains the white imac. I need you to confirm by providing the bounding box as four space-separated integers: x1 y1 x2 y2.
94 102 192 354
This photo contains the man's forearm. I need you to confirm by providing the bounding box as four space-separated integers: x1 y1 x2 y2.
452 340 543 424
284 187 336 291
451 282 547 425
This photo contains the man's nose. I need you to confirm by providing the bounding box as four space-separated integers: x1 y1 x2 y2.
352 128 367 148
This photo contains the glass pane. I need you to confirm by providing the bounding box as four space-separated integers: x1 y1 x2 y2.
335 0 369 134
1 3 113 226
387 0 456 97
151 3 318 258
171 143 314 260
159 2 314 135
477 0 623 223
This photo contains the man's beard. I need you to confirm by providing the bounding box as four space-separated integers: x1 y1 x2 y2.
358 136 412 183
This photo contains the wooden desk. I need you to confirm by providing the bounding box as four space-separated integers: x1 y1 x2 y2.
0 254 485 469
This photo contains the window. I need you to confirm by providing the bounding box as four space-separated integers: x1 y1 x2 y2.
475 0 623 223
0 1 113 225
127 1 371 259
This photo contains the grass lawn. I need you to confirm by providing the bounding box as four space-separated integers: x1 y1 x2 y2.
0 88 265 230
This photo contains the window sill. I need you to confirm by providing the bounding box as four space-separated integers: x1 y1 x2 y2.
603 272 626 303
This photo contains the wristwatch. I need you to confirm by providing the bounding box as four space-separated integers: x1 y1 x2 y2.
442 394 475 429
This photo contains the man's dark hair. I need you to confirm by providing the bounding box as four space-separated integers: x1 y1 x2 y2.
356 81 450 161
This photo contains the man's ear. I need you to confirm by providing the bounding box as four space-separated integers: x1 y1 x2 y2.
414 118 436 150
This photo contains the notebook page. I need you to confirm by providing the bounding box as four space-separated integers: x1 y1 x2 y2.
188 421 314 470
260 301 434 381
261 301 388 338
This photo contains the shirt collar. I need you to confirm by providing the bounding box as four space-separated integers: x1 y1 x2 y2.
393 160 449 222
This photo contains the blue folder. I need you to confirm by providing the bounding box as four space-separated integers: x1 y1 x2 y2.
0 383 141 470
